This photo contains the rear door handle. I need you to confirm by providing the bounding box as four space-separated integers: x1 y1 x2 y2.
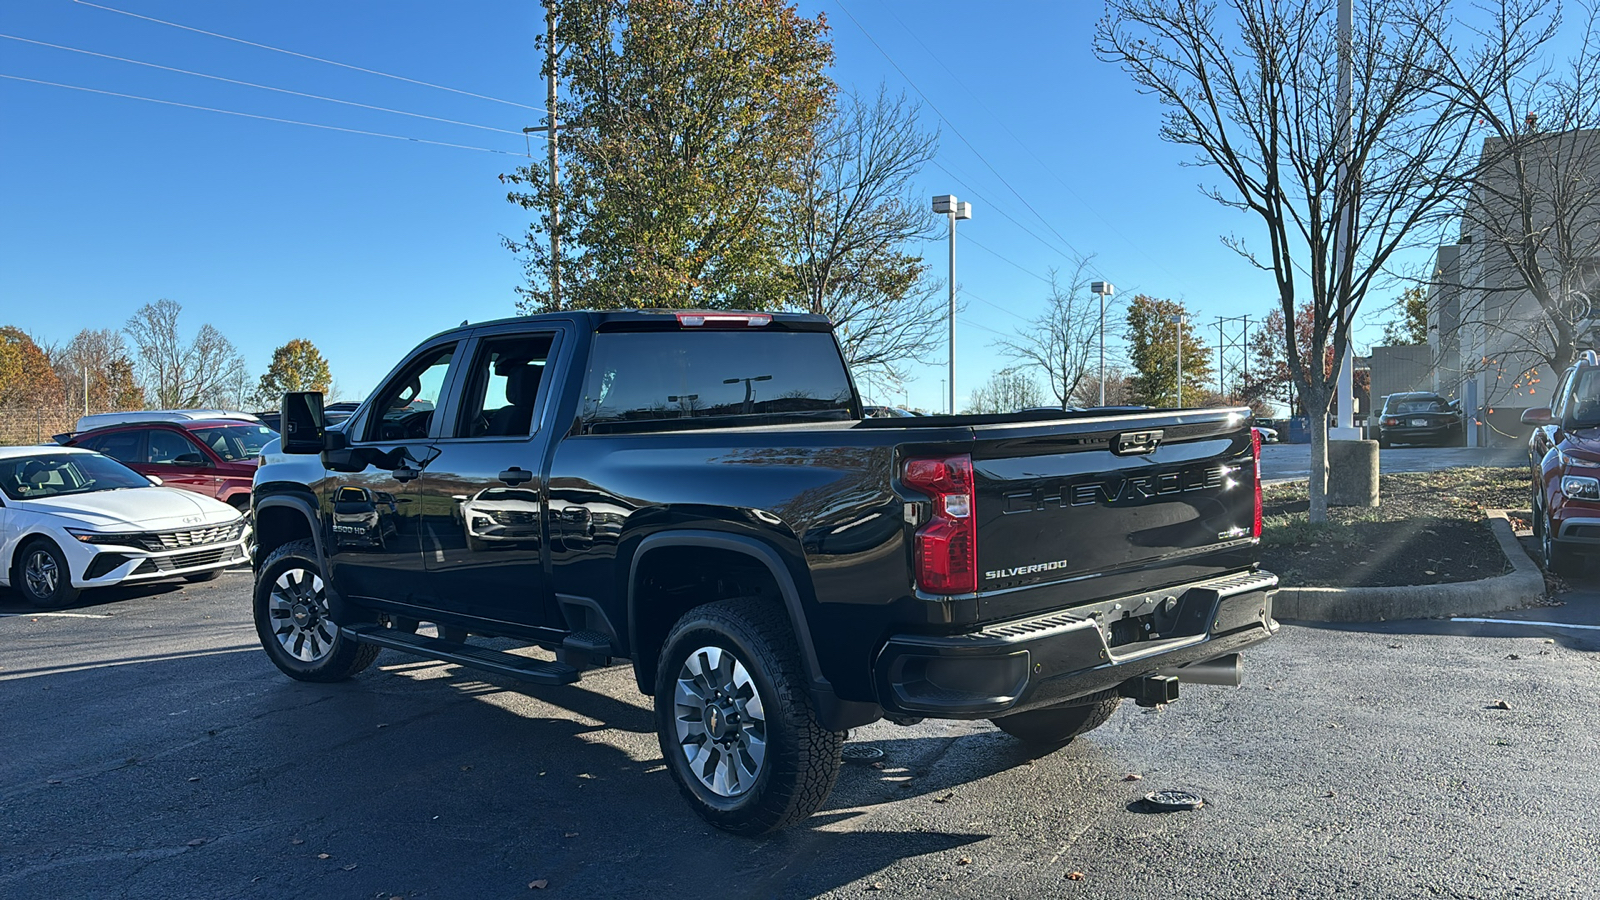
498 467 533 486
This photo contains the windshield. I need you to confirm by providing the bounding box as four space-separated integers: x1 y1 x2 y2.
188 423 275 462
0 452 153 501
1386 396 1450 414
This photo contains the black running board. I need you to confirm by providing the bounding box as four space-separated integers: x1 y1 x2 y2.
342 624 580 686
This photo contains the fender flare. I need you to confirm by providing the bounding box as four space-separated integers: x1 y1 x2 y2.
253 491 326 569
628 530 825 689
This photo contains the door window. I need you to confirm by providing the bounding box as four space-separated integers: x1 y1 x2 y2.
147 429 207 466
82 430 143 463
453 333 558 438
364 344 457 442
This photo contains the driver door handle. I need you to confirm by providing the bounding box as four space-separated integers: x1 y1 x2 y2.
392 464 421 483
498 467 533 486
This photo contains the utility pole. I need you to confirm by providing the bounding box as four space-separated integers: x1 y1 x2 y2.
1091 281 1114 406
545 0 562 310
1172 312 1185 407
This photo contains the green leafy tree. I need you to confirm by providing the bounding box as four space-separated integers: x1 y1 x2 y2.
1125 296 1212 407
0 326 64 406
503 0 835 312
1381 286 1428 347
255 339 333 407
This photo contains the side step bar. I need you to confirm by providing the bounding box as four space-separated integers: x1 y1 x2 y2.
342 624 580 686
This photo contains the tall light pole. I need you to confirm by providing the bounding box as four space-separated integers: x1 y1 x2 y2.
1332 0 1359 439
933 195 972 415
1171 312 1186 408
1091 281 1114 407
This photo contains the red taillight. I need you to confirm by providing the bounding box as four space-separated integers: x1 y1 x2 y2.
1383 417 1400 426
904 454 977 594
1251 426 1263 539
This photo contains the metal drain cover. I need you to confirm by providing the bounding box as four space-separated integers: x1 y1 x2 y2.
842 745 886 764
1141 789 1204 812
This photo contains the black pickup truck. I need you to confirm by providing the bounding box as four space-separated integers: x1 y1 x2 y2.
252 309 1277 834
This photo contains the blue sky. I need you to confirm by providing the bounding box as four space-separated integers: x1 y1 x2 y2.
0 0 1409 409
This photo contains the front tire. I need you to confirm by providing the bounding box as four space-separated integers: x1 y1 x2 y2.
991 695 1122 746
654 598 843 835
253 539 378 681
1542 507 1582 576
15 538 81 609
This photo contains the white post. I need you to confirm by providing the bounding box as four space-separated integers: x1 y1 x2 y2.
1099 291 1106 406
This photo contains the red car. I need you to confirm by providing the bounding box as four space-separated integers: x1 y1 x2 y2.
1522 350 1600 573
63 419 275 514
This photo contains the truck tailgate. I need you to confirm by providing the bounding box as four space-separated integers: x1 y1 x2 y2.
965 410 1257 609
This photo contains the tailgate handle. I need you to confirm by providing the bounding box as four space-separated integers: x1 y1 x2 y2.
1112 429 1164 456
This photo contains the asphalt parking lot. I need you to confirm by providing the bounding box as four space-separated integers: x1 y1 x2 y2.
4 568 1598 899
1259 443 1526 483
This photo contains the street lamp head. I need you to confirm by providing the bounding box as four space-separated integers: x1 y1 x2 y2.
1090 281 1114 296
932 194 959 214
1170 312 1185 325
955 201 972 220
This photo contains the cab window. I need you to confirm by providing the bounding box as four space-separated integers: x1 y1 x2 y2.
146 430 207 466
81 430 143 463
365 344 457 442
453 332 558 438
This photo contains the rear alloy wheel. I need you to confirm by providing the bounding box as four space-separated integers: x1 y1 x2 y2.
1542 507 1582 576
991 695 1123 746
253 539 378 681
16 539 80 610
655 598 843 835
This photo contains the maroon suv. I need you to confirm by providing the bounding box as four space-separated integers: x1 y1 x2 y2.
64 419 275 512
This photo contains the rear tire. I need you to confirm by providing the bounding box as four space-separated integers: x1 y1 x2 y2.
991 695 1122 746
253 539 379 682
15 538 81 610
1378 435 1390 449
654 598 844 835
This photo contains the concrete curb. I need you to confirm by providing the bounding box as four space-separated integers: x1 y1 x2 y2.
1273 511 1546 623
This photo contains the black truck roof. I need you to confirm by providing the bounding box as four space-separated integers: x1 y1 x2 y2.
416 309 834 346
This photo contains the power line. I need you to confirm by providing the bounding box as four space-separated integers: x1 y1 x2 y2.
832 0 1101 274
963 289 1034 325
961 232 1054 285
72 0 546 113
877 2 1179 282
0 34 531 137
931 159 1081 266
0 74 531 156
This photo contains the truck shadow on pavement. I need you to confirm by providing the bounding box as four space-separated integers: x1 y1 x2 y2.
3 647 995 899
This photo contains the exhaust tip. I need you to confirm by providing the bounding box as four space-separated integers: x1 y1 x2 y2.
1157 653 1242 687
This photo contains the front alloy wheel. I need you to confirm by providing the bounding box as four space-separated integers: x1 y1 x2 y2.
673 646 768 798
253 539 378 682
16 539 80 609
268 568 337 663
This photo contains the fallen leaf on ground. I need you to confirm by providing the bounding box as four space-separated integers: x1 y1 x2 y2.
1067 871 1085 881
1122 774 1143 782
869 884 885 891
186 838 207 847
46 779 61 785
1506 653 1521 660
870 761 886 770
1424 570 1437 575
563 832 578 838
342 864 358 872
528 879 549 889
957 856 972 866
1489 699 1511 710
317 853 331 860
291 838 304 845
934 792 955 803
187 777 200 783
1388 643 1403 649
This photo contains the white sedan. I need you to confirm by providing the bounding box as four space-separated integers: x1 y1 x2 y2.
0 446 249 609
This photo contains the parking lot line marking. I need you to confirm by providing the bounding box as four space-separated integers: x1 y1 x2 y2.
1450 617 1600 631
0 611 114 619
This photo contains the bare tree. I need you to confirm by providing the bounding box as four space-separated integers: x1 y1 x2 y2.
786 86 945 395
1413 0 1600 408
965 369 1046 414
993 260 1118 409
52 329 144 413
124 299 248 409
1097 0 1474 521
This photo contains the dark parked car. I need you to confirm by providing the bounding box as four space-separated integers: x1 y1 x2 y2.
1523 350 1600 573
1375 392 1464 448
64 418 274 513
251 309 1276 834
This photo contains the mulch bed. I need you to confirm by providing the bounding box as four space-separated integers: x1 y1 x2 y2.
1259 467 1526 588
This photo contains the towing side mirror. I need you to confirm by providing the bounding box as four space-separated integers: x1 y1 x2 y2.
281 391 326 454
1520 407 1554 427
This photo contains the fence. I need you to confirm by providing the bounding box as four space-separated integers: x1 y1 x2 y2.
0 406 139 446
